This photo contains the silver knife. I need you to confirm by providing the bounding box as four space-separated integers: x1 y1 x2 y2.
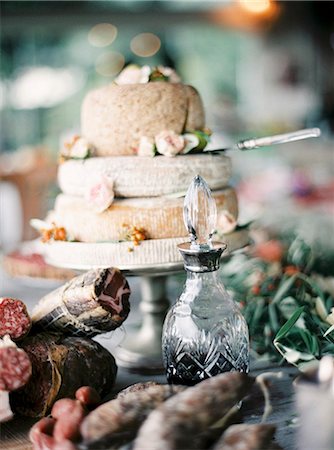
207 127 321 152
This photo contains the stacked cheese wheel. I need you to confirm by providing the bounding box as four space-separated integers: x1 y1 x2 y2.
45 71 244 268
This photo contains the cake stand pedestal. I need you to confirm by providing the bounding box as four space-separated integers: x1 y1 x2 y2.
114 278 168 373
114 268 181 374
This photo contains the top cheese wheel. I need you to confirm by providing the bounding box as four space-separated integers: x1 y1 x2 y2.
81 82 205 156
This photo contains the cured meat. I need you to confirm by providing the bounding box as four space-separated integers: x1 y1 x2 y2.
10 333 117 417
116 381 160 398
75 386 101 407
29 417 56 450
30 386 100 450
212 423 277 450
134 372 254 450
0 297 31 340
32 268 130 337
0 346 32 391
0 335 32 422
81 384 184 448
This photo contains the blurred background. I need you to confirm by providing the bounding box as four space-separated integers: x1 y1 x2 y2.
0 0 333 255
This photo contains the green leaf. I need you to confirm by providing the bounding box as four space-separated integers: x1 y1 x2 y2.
272 274 298 304
268 303 280 332
274 306 305 342
250 297 265 329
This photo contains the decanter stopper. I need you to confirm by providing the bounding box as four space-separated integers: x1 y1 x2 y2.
179 175 226 272
183 175 217 249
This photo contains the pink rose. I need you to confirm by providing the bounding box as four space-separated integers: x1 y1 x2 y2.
86 176 114 213
155 130 185 157
217 210 237 234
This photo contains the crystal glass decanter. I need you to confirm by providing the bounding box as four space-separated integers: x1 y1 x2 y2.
162 175 249 385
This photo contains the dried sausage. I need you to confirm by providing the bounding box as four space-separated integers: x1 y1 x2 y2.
81 384 184 448
134 372 254 450
53 400 86 442
212 423 277 450
10 333 117 417
75 386 101 407
116 381 159 398
29 417 56 450
53 440 78 450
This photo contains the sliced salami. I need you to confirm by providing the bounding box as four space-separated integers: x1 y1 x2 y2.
0 337 32 392
0 336 32 423
0 297 32 340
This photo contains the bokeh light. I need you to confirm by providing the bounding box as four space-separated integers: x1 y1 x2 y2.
88 23 118 47
130 33 161 57
238 0 271 14
95 51 125 77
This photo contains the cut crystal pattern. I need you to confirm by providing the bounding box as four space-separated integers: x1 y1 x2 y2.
163 318 249 385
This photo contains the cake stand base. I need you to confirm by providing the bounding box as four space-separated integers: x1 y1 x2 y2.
114 273 178 374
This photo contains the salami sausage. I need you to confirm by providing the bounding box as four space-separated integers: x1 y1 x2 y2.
0 297 31 340
212 423 277 450
10 333 117 417
32 268 130 337
0 346 32 391
0 336 32 422
81 384 184 448
29 417 56 450
75 386 101 407
134 372 254 450
116 381 159 398
53 400 86 442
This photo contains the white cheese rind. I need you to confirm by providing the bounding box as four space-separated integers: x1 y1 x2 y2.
50 188 238 242
58 154 232 198
81 82 205 156
43 229 250 271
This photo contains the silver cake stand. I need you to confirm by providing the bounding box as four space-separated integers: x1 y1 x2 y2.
117 262 184 374
46 232 250 374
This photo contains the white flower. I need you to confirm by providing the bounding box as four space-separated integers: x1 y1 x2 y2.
139 65 151 83
137 136 156 157
115 65 142 85
217 210 237 234
70 137 91 158
155 130 185 157
85 175 114 213
30 218 53 232
115 65 151 85
61 135 91 159
181 133 200 154
157 66 181 83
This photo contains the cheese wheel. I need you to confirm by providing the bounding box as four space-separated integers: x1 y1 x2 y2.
81 82 205 156
50 188 238 243
58 154 232 198
43 229 250 271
